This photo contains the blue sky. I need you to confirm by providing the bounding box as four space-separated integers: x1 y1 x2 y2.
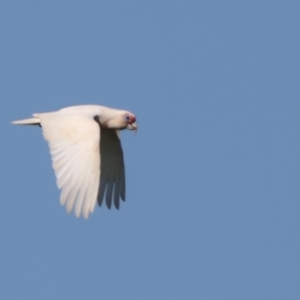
1 1 300 299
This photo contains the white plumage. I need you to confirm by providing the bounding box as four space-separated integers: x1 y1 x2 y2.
12 105 137 219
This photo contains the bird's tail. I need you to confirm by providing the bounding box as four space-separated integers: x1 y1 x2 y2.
12 117 40 126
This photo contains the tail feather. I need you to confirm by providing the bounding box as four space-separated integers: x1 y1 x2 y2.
12 117 40 126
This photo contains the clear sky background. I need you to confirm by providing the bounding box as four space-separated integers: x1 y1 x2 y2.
0 1 300 299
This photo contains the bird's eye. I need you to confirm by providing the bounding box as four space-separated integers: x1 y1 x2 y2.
124 115 131 122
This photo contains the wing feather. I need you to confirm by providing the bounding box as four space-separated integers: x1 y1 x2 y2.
105 173 114 209
74 163 89 218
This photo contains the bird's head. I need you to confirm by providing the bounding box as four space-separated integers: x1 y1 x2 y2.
100 109 138 131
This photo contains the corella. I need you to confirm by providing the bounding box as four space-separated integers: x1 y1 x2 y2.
12 105 137 219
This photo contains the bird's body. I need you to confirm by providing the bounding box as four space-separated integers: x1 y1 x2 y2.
12 105 137 219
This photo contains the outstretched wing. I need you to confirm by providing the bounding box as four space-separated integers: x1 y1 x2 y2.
98 127 125 210
39 113 100 218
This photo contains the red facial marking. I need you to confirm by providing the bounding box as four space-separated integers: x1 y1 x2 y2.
130 116 136 123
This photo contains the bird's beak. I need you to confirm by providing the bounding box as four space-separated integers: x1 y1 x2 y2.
127 122 138 133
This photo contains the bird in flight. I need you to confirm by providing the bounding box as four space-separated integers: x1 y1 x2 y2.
12 105 137 219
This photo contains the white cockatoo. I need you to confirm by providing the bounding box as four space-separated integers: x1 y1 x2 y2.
12 105 137 219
